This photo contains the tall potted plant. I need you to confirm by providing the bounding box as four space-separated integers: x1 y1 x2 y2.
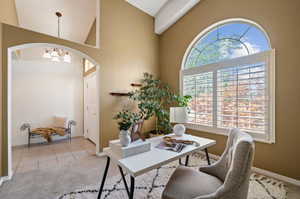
129 73 191 135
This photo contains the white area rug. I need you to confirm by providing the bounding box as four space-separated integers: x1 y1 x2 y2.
57 153 287 199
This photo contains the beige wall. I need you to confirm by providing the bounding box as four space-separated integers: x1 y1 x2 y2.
2 0 298 182
99 0 159 149
0 24 3 177
85 19 97 46
0 0 18 174
159 0 300 180
0 0 159 176
0 0 19 26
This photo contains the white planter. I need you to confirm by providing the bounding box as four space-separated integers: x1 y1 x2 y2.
119 130 131 147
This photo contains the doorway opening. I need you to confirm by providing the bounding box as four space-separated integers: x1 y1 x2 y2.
84 66 98 144
7 43 101 178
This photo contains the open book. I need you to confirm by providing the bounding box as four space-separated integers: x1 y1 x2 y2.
155 141 186 153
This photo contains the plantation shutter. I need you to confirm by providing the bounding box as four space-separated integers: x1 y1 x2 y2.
181 50 275 141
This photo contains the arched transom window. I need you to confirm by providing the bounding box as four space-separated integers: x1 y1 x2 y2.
181 20 275 143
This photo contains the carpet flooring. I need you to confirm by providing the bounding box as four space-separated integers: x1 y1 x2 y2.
0 138 300 199
58 152 287 199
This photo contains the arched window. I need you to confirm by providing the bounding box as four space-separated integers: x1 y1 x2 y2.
185 22 270 68
181 19 275 143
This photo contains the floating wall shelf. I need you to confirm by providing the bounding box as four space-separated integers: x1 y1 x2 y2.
130 83 142 87
110 83 142 96
109 92 131 96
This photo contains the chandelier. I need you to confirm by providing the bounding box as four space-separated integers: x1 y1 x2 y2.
43 12 71 63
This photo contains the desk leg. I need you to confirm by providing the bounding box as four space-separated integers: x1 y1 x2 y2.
97 156 110 199
130 176 135 199
185 155 190 166
204 148 211 165
118 166 130 197
179 155 190 166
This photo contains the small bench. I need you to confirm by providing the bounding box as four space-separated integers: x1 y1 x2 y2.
20 119 76 148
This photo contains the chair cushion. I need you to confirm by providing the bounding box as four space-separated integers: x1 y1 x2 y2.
162 166 223 199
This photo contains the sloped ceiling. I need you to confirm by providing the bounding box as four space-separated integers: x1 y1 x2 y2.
15 0 97 44
126 0 169 16
126 0 201 34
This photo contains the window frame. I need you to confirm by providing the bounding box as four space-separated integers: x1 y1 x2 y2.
180 19 275 144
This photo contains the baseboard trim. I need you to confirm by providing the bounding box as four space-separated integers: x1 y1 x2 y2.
252 167 300 187
96 152 105 157
0 173 13 187
200 150 300 187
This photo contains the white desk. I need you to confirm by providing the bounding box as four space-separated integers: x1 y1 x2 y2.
97 134 216 199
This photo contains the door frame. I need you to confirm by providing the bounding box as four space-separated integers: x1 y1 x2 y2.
83 71 99 144
6 43 101 180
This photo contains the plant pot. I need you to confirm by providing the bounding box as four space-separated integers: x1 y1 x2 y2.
119 130 131 147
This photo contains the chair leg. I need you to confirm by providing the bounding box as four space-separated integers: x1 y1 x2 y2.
205 148 211 165
28 133 31 148
97 156 110 199
69 128 72 144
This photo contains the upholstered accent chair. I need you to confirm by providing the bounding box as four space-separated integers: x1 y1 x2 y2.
162 128 255 199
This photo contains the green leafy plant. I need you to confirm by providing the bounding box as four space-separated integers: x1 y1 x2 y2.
113 110 141 131
129 73 191 134
176 95 193 107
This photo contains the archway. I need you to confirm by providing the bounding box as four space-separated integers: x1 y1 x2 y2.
6 43 101 179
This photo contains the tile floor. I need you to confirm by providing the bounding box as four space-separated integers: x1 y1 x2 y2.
0 137 300 199
12 137 96 174
0 137 116 199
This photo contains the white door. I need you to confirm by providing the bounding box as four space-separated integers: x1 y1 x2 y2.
84 72 98 144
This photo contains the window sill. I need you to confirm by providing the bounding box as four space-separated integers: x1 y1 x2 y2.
185 123 275 144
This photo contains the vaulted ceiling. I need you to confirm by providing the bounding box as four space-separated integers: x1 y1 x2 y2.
15 0 97 44
126 0 169 16
14 0 200 43
126 0 201 34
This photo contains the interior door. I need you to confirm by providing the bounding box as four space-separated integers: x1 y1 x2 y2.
84 72 98 144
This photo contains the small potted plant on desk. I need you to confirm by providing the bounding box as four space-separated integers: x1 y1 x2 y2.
113 110 141 147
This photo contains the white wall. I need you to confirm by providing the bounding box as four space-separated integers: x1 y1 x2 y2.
12 56 84 146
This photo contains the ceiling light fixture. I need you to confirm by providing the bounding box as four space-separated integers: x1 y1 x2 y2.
43 12 71 63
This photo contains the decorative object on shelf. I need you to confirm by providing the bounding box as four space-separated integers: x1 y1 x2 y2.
129 73 192 135
170 107 189 136
42 12 71 63
113 110 141 147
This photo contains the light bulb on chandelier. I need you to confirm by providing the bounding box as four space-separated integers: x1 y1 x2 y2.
43 49 51 59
